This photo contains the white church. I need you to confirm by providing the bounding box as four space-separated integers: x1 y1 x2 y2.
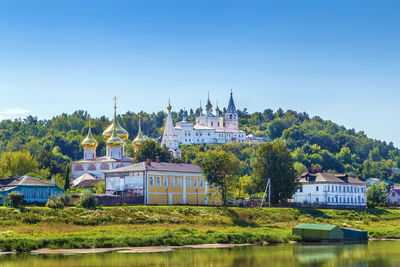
161 92 246 158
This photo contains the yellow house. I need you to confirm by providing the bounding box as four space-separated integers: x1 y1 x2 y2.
103 159 219 205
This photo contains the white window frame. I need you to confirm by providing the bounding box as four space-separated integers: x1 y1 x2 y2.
150 176 154 186
156 176 161 187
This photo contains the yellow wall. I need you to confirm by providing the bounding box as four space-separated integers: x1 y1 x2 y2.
147 172 209 205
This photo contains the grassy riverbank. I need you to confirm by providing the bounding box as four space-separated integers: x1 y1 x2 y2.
1 206 400 251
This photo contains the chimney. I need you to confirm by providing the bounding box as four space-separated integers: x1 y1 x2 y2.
156 156 160 163
146 158 151 166
316 164 320 172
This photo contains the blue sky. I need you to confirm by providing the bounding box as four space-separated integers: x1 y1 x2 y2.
0 0 400 145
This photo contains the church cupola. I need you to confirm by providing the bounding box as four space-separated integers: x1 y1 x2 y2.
215 100 221 116
206 92 213 116
82 115 98 160
225 91 239 129
102 97 129 142
106 126 124 160
132 115 147 151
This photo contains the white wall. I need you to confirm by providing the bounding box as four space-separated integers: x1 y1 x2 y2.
294 183 367 207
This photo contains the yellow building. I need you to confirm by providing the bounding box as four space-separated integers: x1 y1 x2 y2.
103 160 219 205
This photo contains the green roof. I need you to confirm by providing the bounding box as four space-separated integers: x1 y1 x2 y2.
293 223 339 231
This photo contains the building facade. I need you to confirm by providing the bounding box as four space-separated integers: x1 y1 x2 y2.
103 160 219 205
162 93 246 155
71 100 133 179
0 176 63 204
293 170 367 208
386 186 400 206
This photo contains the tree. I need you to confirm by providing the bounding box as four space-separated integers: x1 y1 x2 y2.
64 165 71 191
93 180 105 194
201 150 241 206
253 142 298 204
0 151 38 177
79 191 98 209
367 182 388 208
133 139 172 163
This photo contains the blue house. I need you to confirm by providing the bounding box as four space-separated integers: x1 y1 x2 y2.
0 176 64 204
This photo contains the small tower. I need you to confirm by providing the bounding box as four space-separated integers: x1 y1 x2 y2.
132 114 147 151
82 115 98 160
106 126 124 160
225 91 239 129
215 100 221 117
206 92 213 116
161 100 181 158
198 101 203 116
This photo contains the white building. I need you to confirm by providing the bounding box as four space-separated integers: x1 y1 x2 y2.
162 93 246 153
293 170 367 208
71 99 133 179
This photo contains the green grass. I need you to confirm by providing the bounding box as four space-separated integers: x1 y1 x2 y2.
0 206 400 251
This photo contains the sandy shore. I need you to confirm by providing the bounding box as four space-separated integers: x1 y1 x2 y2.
30 243 253 255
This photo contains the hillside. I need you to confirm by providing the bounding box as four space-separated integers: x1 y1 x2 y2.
0 108 398 182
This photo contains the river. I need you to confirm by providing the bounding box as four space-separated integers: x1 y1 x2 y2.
0 241 399 266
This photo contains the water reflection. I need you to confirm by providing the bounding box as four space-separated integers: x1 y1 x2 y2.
293 242 369 266
1 241 400 267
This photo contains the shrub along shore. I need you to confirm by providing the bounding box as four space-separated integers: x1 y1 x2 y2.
1 206 400 252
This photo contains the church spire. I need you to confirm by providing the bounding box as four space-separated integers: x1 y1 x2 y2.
161 100 181 158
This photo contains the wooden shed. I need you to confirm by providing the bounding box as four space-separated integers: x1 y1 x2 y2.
292 223 344 241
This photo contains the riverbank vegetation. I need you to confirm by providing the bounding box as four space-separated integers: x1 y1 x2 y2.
1 206 400 252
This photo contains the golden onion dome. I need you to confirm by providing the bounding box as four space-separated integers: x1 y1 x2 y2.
132 116 147 149
167 98 172 111
102 97 129 142
82 117 98 149
107 127 124 147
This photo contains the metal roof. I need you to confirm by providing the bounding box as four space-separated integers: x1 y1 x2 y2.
293 223 339 231
103 162 202 174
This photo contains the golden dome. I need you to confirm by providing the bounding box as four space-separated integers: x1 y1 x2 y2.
82 116 98 149
167 98 172 111
102 97 129 142
107 127 124 147
132 116 147 149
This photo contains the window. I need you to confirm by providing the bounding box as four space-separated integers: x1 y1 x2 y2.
316 197 319 203
299 186 303 193
39 191 44 198
156 176 161 187
200 178 204 188
163 177 168 187
178 177 182 187
25 191 29 198
194 178 198 187
187 178 191 187
211 122 213 126
393 192 396 196
170 177 175 187
32 191 36 198
328 197 330 202
150 176 154 186
339 186 341 192
336 186 338 192
327 186 329 192
316 186 319 192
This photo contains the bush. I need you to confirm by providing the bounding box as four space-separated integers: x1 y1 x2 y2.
79 192 98 209
46 194 71 209
7 193 24 208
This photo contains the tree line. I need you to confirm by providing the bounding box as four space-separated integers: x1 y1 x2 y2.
0 107 398 188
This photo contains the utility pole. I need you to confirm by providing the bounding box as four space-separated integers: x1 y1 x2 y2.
261 178 271 208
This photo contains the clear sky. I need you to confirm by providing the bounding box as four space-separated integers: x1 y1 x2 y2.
0 1 399 145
